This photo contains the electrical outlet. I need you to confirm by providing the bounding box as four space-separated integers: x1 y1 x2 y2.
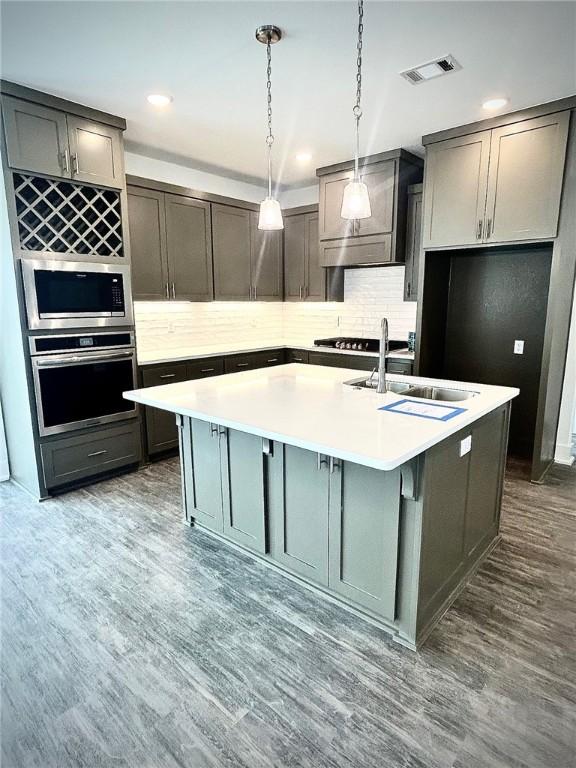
514 340 524 355
460 436 472 457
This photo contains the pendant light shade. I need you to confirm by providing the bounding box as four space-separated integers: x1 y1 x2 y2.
341 0 371 222
256 25 284 231
258 197 284 230
341 180 371 220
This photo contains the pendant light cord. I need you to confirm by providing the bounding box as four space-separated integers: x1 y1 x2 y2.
266 36 274 198
353 0 364 181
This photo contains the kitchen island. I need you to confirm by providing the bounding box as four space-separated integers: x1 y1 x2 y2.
125 364 518 649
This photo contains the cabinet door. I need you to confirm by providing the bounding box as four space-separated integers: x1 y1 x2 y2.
187 419 224 532
142 363 189 455
328 460 401 620
220 428 267 553
2 96 69 178
404 189 423 302
423 131 491 248
67 116 123 188
356 160 395 236
269 444 329 584
286 349 309 364
165 194 213 301
304 213 326 301
283 214 306 300
319 169 356 241
127 186 169 300
484 112 570 243
250 213 282 300
212 204 252 300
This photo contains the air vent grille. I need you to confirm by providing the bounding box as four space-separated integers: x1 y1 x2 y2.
400 55 462 85
13 173 124 258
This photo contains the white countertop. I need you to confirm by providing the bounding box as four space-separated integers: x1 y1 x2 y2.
137 339 414 366
124 364 518 471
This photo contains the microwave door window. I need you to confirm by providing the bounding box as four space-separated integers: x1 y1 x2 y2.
38 359 135 429
34 271 123 315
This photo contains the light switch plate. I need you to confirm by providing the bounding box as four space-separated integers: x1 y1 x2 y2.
460 435 472 457
514 340 524 354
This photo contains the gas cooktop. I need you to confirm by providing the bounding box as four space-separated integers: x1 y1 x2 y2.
314 337 408 353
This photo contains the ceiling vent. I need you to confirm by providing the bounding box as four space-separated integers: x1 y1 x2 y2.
400 55 462 85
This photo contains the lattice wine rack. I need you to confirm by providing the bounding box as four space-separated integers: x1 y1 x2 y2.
13 173 124 258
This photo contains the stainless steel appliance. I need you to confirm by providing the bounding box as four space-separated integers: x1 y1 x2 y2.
313 336 409 353
22 259 133 330
30 331 137 436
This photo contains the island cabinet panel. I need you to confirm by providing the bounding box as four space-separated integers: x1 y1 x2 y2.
269 444 330 585
423 131 491 248
186 419 224 532
212 205 252 300
328 461 401 621
220 428 267 553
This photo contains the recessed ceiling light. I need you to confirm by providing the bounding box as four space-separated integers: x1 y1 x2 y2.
296 151 312 163
147 94 173 107
482 97 509 111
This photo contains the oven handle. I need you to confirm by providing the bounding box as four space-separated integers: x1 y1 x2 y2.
34 350 135 367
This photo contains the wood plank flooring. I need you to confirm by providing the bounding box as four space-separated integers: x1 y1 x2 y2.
1 458 574 768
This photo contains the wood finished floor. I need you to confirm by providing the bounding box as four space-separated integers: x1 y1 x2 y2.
1 458 574 768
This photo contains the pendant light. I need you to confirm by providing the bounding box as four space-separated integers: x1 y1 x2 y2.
256 25 284 230
341 0 371 221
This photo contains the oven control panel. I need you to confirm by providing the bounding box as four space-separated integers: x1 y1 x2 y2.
30 332 135 356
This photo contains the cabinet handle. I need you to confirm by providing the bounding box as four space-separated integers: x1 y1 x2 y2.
218 426 227 436
477 219 483 240
159 373 176 379
61 150 70 174
486 218 492 239
267 358 278 363
210 423 218 437
299 285 303 299
200 367 215 373
293 357 303 362
165 282 169 299
171 282 176 299
237 362 249 368
329 456 341 474
88 449 107 458
317 453 328 471
406 281 411 297
71 153 79 175
254 285 257 300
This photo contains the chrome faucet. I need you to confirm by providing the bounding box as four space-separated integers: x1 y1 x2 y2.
377 317 389 394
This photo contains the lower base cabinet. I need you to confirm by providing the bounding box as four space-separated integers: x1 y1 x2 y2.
184 419 400 622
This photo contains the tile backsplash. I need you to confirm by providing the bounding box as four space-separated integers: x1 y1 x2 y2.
134 266 417 355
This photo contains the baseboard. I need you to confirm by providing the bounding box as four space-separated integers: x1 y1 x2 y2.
554 441 575 466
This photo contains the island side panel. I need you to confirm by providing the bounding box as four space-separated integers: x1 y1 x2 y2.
415 404 511 643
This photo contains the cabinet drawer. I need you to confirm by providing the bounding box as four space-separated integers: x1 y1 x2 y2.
142 362 189 387
319 234 392 267
41 422 141 489
187 358 224 379
286 349 309 364
224 350 285 373
309 351 376 371
386 360 413 375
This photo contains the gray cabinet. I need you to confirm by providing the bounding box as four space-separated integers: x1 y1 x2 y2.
212 204 252 300
308 350 376 371
2 96 69 178
165 194 213 300
386 358 413 376
2 96 123 188
127 187 169 300
269 444 330 584
250 213 283 300
224 349 285 373
404 184 423 302
317 150 423 267
423 111 570 248
284 209 326 301
185 420 267 550
66 116 123 188
142 362 189 455
128 186 213 301
286 348 309 364
328 459 400 620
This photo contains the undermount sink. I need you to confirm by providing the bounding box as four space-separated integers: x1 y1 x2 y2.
344 377 478 402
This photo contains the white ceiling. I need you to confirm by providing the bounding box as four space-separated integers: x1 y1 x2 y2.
1 1 575 188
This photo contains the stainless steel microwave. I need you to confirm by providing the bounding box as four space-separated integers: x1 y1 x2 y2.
21 259 134 330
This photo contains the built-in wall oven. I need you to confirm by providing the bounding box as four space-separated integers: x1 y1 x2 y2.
22 259 133 330
30 332 138 436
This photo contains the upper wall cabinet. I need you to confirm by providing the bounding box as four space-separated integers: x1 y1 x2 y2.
423 111 570 248
404 184 423 302
212 204 282 301
127 185 213 301
284 209 328 301
3 96 124 189
316 150 423 268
